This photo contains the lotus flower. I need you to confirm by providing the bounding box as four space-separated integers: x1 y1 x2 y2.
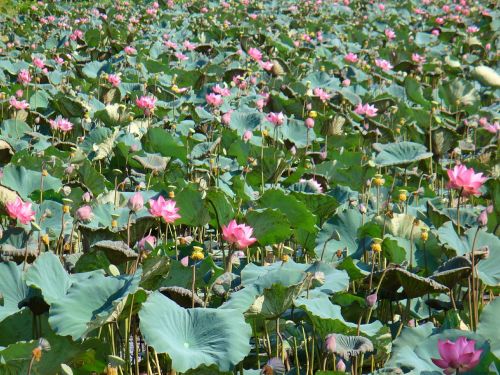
107 74 121 87
206 93 223 106
447 165 487 197
149 196 181 223
222 220 257 249
344 52 358 63
75 205 93 222
136 95 157 115
127 192 144 212
412 53 426 64
431 337 483 374
6 197 36 224
248 47 262 61
9 97 29 110
266 112 285 126
325 334 336 353
243 130 252 143
354 103 378 117
49 116 73 132
375 58 393 71
17 69 32 85
138 235 156 251
313 87 331 102
385 28 396 40
124 45 137 55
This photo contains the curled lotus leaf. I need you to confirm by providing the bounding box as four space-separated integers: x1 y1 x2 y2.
329 333 374 359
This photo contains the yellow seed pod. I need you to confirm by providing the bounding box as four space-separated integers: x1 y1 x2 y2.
395 126 401 134
111 219 118 228
191 249 205 261
320 66 325 72
373 174 385 187
32 347 42 362
421 229 429 242
63 205 70 214
281 254 289 262
371 243 382 253
169 191 175 198
41 234 49 246
309 110 318 118
42 169 48 177
399 190 407 202
63 243 71 252
262 129 269 137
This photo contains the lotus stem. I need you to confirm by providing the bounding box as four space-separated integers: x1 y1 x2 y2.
191 264 196 308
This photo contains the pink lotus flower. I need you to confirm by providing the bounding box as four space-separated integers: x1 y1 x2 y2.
447 165 487 197
149 196 181 223
385 29 396 40
243 130 252 143
49 116 73 132
124 46 137 55
212 84 231 97
344 52 358 63
248 47 262 61
354 103 378 117
107 74 121 87
6 197 36 224
9 97 29 110
313 87 331 102
259 60 274 71
305 118 315 129
412 53 426 64
128 192 144 212
431 337 483 374
375 58 393 71
266 112 285 126
76 205 93 222
432 29 441 36
222 220 257 249
483 122 500 134
299 178 323 193
342 79 351 87
32 57 45 69
466 25 479 33
206 93 223 107
17 69 32 85
325 334 336 353
175 52 188 61
138 235 156 251
435 17 445 25
136 95 157 115
221 110 233 125
183 40 196 51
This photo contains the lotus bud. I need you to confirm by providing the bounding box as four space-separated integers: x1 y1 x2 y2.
65 165 74 175
76 205 92 222
305 117 315 129
180 256 189 267
62 186 71 196
337 359 346 372
325 334 336 353
82 191 92 202
127 192 144 212
359 203 367 214
366 292 377 307
477 206 492 227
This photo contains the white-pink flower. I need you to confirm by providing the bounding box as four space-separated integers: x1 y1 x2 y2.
259 60 274 71
266 112 285 126
385 29 396 40
354 103 378 117
248 47 262 61
124 46 137 55
49 116 73 132
313 87 331 102
375 58 393 71
412 53 426 64
206 93 223 107
107 74 121 87
212 84 231 97
9 97 29 110
17 69 32 85
136 95 157 115
344 52 358 63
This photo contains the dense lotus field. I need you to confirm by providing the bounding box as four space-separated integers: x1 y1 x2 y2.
0 0 499 374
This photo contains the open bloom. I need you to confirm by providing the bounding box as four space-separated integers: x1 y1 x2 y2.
136 95 157 115
212 84 231 97
266 112 285 126
138 235 156 251
17 69 32 85
447 165 487 197
412 53 426 64
9 97 29 110
248 47 262 61
6 197 36 224
107 74 121 87
344 52 358 63
75 205 93 222
222 220 257 249
49 116 73 132
206 93 223 106
375 58 393 71
124 45 137 55
32 57 45 69
149 196 181 223
313 87 331 102
354 103 378 117
431 337 483 374
385 28 396 40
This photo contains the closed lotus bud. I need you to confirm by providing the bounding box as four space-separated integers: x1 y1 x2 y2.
82 191 92 202
366 292 377 307
305 117 315 128
359 203 367 214
127 192 144 212
325 334 336 353
337 359 346 372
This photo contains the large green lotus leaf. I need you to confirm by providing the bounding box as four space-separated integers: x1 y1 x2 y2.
438 78 480 114
477 298 500 357
472 66 500 88
49 270 141 340
291 191 338 223
437 222 500 286
376 213 429 239
373 142 432 167
25 252 71 305
366 267 448 301
295 295 383 338
387 323 491 374
139 291 251 372
205 188 235 229
259 189 316 232
176 185 210 227
427 200 480 229
315 208 366 261
0 227 38 261
429 256 471 289
142 128 187 162
79 127 120 162
0 165 62 200
82 60 110 79
0 262 28 322
36 200 72 236
229 110 263 135
246 208 292 246
281 118 316 148
404 77 430 109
